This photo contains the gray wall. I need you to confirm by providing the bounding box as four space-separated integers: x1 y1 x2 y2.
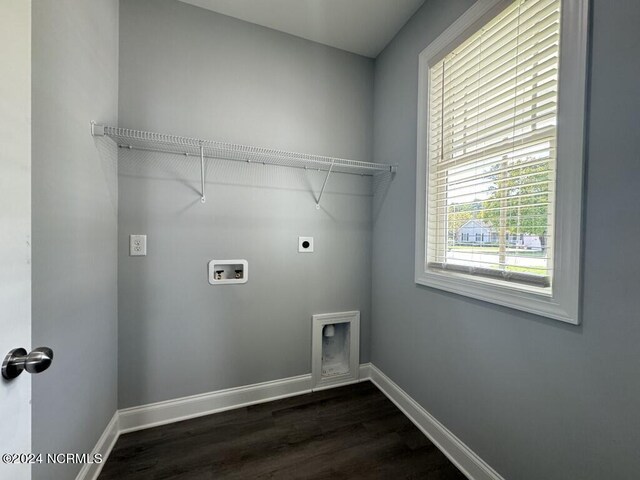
31 1 119 479
118 0 374 408
371 0 640 479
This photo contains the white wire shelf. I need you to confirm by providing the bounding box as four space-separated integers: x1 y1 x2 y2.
91 123 396 207
92 124 397 175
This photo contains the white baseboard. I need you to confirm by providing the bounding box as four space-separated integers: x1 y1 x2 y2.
119 364 374 434
118 373 315 434
74 412 120 480
311 363 372 392
359 362 372 379
81 362 501 480
368 364 504 480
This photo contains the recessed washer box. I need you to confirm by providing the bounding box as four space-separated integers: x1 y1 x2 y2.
208 259 248 285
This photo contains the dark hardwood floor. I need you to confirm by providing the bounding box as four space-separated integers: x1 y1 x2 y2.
99 381 466 479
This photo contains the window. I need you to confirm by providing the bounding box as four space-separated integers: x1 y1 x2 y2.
415 0 588 324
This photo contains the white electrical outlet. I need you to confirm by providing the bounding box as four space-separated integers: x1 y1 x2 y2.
130 235 147 256
298 236 314 253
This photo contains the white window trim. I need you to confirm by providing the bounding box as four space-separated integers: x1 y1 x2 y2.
415 0 589 325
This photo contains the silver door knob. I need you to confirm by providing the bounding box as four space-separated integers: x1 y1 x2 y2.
2 347 54 380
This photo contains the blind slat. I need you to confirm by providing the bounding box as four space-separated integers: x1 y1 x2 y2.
427 263 550 288
436 85 557 141
437 102 556 150
444 14 559 93
444 0 558 73
435 59 558 124
442 42 559 109
439 162 553 191
433 170 553 197
440 111 557 158
431 126 556 170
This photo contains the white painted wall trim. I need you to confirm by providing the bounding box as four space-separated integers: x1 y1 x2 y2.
80 363 501 480
75 412 119 480
358 362 372 379
368 364 504 480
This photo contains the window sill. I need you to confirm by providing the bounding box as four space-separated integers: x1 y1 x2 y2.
415 268 578 324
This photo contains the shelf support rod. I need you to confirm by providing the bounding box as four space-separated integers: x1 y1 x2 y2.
316 160 335 210
199 144 206 203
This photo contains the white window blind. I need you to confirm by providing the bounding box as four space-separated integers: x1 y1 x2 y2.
426 0 560 289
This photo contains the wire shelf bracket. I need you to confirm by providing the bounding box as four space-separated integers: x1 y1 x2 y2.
315 160 335 210
91 122 397 207
199 143 206 203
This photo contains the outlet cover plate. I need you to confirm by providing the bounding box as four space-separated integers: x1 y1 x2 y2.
298 236 314 253
130 235 147 256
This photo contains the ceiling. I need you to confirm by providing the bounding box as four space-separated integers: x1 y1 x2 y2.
177 0 426 58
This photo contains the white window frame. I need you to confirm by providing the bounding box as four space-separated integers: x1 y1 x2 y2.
415 0 589 324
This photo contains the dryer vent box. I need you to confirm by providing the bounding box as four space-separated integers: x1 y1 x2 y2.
311 311 360 390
